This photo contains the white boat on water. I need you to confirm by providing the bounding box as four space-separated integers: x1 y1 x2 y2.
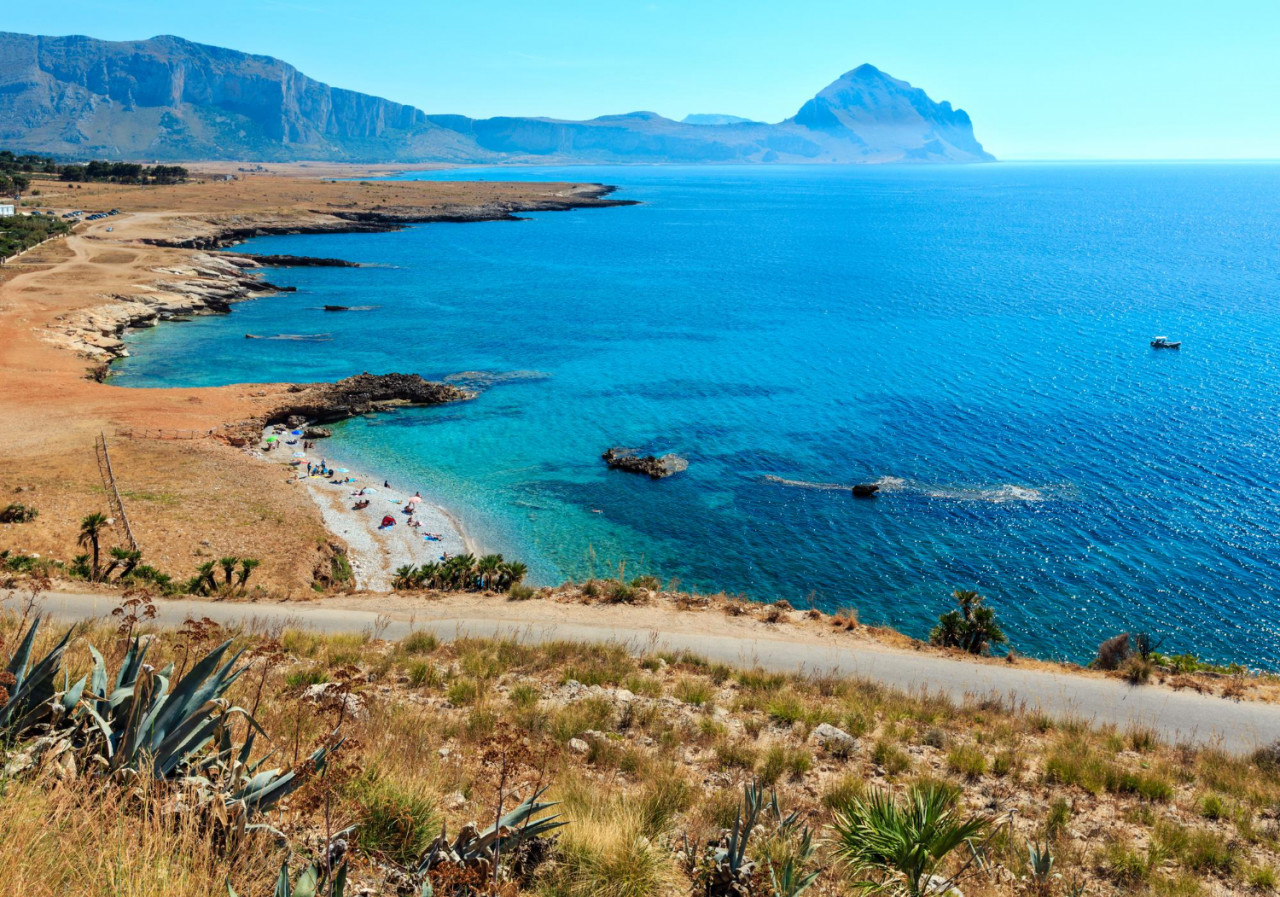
1151 336 1181 349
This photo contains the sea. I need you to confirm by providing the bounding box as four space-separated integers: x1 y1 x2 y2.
114 162 1280 668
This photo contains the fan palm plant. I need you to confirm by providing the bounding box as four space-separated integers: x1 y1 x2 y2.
477 554 504 590
235 558 261 590
78 512 110 581
191 561 219 595
393 564 418 590
830 782 996 896
499 561 528 591
929 590 1007 655
103 546 142 581
218 556 241 586
418 561 442 589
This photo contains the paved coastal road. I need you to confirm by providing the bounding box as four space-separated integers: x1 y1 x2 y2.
11 591 1280 754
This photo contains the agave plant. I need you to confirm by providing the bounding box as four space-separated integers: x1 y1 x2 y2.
1027 840 1054 895
415 786 565 893
1 616 338 831
0 616 75 741
830 782 996 896
686 782 820 897
228 858 349 897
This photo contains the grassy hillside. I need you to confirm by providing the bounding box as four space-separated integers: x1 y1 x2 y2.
1 594 1278 896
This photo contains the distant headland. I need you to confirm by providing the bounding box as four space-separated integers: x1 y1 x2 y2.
0 32 992 164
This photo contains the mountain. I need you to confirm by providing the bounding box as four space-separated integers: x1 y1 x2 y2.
681 114 761 126
0 33 993 164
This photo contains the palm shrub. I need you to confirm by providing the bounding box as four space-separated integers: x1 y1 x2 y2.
103 546 142 581
0 616 338 834
235 558 261 591
929 590 1007 655
830 781 997 896
392 555 529 594
188 561 220 596
0 502 38 523
218 556 241 586
78 512 110 581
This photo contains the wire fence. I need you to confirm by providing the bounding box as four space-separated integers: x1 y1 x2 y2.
114 427 215 441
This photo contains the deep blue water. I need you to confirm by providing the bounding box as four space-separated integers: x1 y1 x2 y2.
115 163 1280 667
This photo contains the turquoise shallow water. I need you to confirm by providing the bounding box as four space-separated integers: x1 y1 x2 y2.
115 163 1280 666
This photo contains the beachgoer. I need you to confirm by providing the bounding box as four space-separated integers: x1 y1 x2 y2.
384 480 391 489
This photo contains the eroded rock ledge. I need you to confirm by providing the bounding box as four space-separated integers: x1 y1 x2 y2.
44 252 291 360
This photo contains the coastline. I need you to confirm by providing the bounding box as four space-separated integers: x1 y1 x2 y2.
0 171 630 594
254 427 476 591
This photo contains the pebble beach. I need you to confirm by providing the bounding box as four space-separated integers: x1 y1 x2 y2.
257 426 471 590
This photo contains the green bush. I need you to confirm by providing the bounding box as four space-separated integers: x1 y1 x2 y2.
284 666 329 688
872 739 912 776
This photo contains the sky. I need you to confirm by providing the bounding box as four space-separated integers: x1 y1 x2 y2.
5 1 1279 159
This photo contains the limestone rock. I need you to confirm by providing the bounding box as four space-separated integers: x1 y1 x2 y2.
810 722 858 756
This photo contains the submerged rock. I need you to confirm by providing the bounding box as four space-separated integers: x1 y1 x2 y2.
602 447 688 479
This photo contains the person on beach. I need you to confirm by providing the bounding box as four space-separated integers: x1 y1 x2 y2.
384 480 391 489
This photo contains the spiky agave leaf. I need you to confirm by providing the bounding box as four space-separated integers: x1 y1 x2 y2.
0 617 75 739
417 785 566 876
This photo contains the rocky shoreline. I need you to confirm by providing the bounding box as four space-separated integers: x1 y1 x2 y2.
52 184 635 364
44 252 294 361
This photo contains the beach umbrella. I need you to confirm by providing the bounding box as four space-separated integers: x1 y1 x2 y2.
291 429 303 436
293 451 306 458
265 436 277 442
408 495 422 504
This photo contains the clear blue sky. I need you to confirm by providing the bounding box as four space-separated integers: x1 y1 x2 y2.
6 0 1279 159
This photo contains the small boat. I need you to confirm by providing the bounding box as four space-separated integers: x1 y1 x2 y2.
1150 336 1181 349
323 304 350 312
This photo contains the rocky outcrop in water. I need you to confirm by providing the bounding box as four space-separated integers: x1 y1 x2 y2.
267 373 473 427
602 447 688 479
232 254 362 268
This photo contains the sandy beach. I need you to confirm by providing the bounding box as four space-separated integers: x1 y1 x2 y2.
255 424 472 590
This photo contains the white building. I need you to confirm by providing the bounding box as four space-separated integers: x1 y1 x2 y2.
0 204 15 218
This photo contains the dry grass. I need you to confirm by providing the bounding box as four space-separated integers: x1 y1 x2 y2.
2 604 1280 896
